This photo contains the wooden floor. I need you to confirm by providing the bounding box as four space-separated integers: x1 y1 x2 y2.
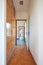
8 46 36 65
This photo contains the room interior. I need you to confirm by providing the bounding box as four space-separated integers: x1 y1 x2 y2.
0 0 43 65
5 0 43 65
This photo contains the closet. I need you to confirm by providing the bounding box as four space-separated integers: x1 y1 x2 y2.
6 0 17 64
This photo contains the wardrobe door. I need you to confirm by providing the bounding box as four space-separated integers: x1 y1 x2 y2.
6 0 12 22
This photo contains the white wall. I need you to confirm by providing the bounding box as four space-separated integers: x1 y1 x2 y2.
29 0 39 64
29 0 43 65
0 0 6 65
38 0 43 65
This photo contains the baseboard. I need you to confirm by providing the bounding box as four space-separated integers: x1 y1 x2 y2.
28 48 37 65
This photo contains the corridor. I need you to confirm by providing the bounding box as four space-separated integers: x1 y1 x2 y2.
0 0 43 64
6 0 40 65
8 46 36 65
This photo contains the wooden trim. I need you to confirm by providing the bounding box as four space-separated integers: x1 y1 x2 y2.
16 19 27 21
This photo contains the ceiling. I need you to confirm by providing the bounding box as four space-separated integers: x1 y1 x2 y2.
13 0 29 12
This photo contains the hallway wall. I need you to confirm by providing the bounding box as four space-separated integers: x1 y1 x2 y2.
38 0 43 65
29 0 43 65
29 0 39 65
0 0 6 65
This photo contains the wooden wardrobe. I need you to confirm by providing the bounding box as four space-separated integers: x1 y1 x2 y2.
6 0 17 64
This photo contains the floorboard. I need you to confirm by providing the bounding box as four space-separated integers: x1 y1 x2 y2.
8 46 36 65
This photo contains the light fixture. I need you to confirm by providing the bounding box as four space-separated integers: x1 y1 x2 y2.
20 1 23 5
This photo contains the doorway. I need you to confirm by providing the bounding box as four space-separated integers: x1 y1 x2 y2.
16 19 26 46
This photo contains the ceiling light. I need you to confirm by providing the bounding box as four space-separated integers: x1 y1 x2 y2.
20 1 23 5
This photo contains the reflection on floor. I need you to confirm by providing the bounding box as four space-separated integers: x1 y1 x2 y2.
8 46 36 65
17 38 25 46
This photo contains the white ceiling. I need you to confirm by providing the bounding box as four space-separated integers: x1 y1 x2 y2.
13 0 29 12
